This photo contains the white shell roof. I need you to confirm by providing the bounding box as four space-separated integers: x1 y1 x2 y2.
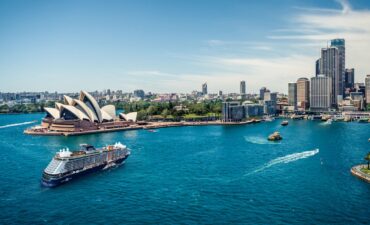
44 107 60 119
120 112 137 122
72 99 99 122
101 105 116 119
63 95 74 105
60 104 90 121
101 110 113 121
80 91 102 123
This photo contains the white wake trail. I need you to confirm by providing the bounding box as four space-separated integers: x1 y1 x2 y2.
0 121 37 129
244 136 280 145
246 149 319 175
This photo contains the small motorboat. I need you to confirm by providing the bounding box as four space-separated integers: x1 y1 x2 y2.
281 120 289 126
268 132 282 141
323 119 332 125
147 129 157 132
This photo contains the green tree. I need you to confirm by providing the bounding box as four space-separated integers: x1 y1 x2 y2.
137 109 147 121
364 152 370 170
147 105 158 115
161 109 169 118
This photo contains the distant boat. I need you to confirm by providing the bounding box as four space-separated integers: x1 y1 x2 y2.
147 129 157 132
323 119 332 125
263 116 274 122
281 120 289 126
358 118 369 123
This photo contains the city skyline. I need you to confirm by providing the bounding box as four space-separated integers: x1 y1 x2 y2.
1 0 370 93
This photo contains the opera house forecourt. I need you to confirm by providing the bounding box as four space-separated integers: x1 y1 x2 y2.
24 91 139 136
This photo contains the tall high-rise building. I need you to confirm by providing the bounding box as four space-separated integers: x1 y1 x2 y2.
315 58 321 76
259 87 267 100
240 81 246 95
331 39 345 97
133 89 145 99
310 75 332 112
365 75 370 107
263 90 271 101
296 77 310 110
288 83 297 108
202 82 208 95
321 47 339 106
344 68 355 89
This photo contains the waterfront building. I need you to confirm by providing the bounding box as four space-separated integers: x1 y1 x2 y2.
202 83 208 95
222 102 263 122
222 102 245 122
240 81 246 95
243 103 264 118
366 75 370 108
259 87 267 100
310 75 332 112
296 77 310 111
350 92 364 111
344 68 355 89
133 90 145 99
264 100 276 115
321 46 339 106
288 83 297 109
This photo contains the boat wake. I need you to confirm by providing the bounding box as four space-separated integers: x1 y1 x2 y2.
0 121 37 129
244 136 280 145
245 149 319 176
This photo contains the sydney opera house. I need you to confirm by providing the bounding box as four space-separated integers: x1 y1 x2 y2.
27 91 138 135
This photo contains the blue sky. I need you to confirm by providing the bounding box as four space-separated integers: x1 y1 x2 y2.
1 0 370 94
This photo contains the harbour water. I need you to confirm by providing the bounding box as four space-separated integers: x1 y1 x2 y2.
0 113 369 224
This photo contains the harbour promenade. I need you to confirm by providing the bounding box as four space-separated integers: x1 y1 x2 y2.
24 119 262 136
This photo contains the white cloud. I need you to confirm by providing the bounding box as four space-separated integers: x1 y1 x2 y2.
193 0 370 94
269 0 370 84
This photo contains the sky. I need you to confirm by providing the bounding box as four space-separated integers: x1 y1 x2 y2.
1 0 370 94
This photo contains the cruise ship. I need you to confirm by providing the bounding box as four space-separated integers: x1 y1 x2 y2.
42 142 130 187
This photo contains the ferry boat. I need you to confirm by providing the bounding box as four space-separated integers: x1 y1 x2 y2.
268 132 282 141
42 142 130 187
281 120 289 126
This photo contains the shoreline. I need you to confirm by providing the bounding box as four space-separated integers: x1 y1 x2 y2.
24 119 262 136
351 164 370 183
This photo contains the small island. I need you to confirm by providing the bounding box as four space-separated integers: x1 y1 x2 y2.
351 152 370 183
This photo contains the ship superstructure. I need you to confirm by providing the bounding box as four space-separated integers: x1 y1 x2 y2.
42 142 130 187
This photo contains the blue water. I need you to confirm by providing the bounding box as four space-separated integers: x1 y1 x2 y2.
0 114 370 224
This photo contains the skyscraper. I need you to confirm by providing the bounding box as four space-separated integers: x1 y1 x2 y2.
288 83 297 108
315 58 321 76
296 77 310 110
365 75 370 107
344 68 355 89
202 82 207 95
259 87 267 100
310 75 332 112
240 81 246 95
321 47 339 106
331 39 345 97
133 89 145 99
